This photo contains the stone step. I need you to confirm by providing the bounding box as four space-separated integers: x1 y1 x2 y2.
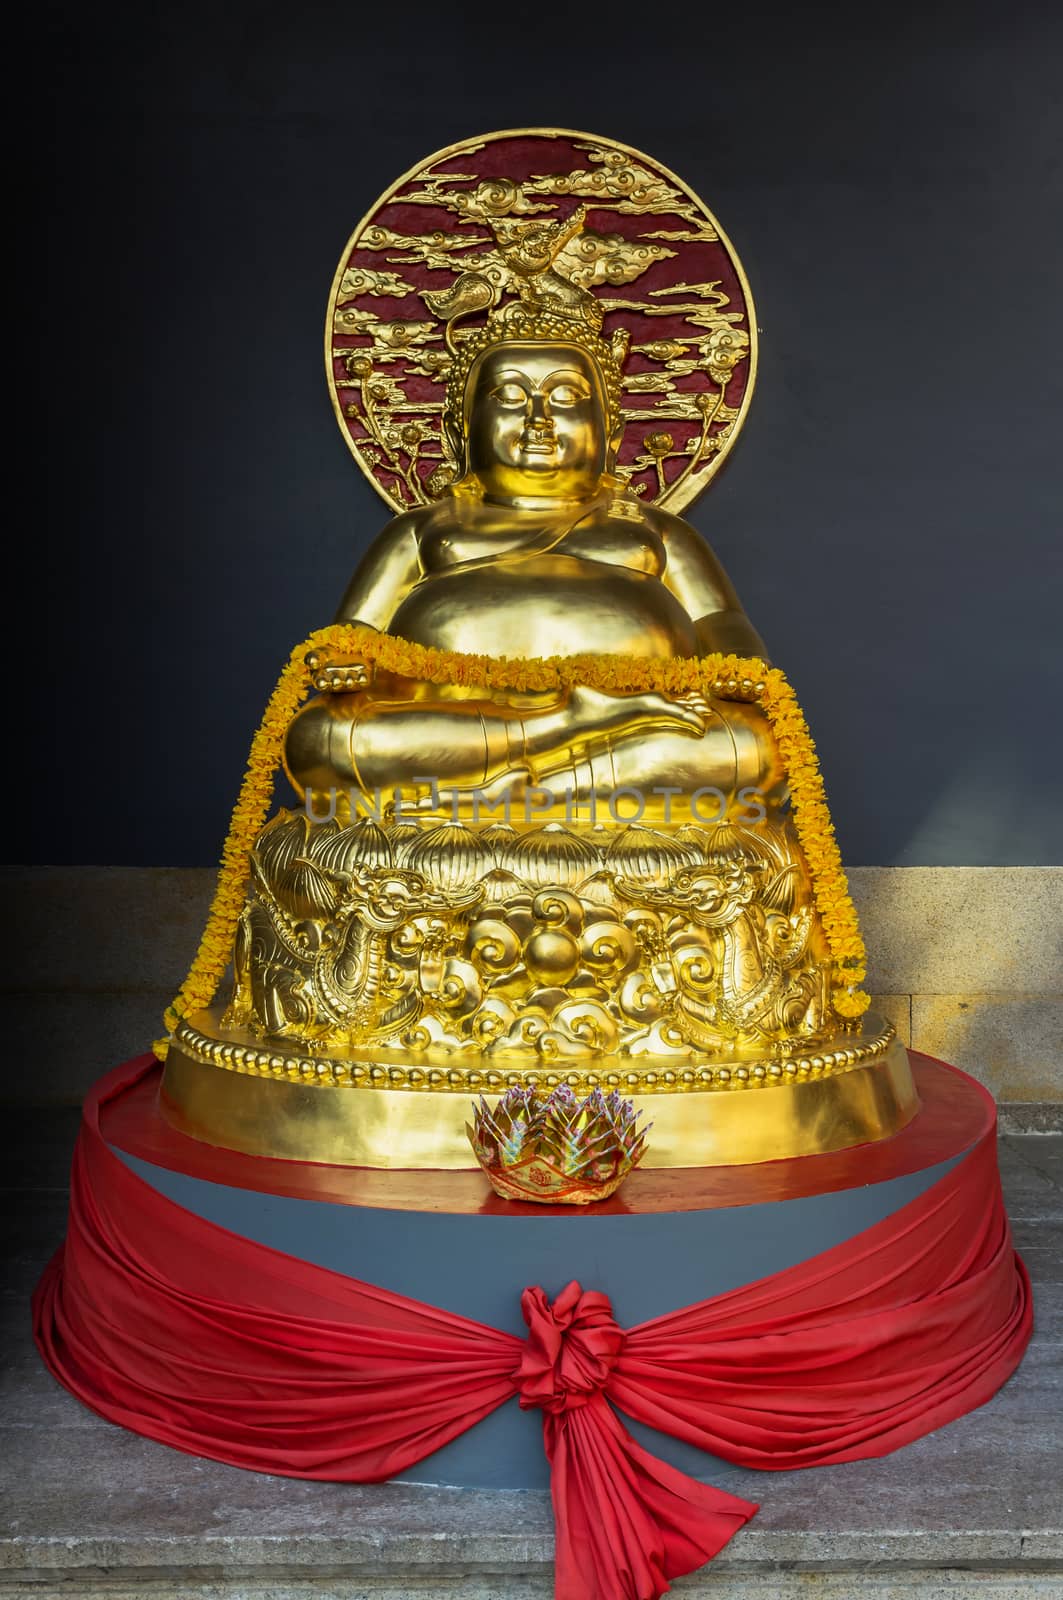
3 1572 1061 1598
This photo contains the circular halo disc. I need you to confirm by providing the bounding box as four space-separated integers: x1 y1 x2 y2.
326 128 757 514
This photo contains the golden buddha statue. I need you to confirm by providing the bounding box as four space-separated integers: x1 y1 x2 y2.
159 133 915 1171
285 313 775 818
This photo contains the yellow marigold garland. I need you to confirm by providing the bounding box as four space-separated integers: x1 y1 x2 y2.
153 625 360 1058
155 625 869 1059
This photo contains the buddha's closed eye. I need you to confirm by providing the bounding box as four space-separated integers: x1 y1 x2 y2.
547 383 586 406
493 382 529 407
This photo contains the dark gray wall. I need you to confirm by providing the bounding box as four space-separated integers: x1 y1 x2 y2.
19 1 1063 866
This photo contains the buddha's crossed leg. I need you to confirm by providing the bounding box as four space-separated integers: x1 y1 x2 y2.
285 684 779 818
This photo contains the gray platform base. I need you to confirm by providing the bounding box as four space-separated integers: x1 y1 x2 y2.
116 1143 963 1489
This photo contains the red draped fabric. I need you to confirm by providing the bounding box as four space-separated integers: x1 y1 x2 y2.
34 1056 1032 1600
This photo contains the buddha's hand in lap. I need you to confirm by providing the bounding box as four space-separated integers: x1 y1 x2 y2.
304 650 372 694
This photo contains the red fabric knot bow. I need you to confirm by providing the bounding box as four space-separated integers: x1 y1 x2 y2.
515 1279 757 1599
517 1281 624 1415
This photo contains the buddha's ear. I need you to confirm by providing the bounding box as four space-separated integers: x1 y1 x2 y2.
606 414 624 473
442 414 466 477
605 329 629 470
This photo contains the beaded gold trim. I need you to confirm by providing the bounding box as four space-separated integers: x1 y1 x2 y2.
173 1011 895 1098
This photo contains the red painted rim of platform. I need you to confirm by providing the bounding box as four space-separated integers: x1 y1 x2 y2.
100 1051 994 1216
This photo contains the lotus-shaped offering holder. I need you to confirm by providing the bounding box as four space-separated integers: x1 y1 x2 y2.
467 1085 649 1205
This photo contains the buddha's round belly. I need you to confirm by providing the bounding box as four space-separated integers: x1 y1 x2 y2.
389 558 698 659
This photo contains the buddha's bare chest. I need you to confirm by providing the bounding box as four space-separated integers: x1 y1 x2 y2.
417 506 667 578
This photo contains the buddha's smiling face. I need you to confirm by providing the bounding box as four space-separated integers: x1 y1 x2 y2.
465 343 610 502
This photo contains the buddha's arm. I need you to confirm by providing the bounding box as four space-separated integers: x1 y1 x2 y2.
334 513 424 631
658 515 769 661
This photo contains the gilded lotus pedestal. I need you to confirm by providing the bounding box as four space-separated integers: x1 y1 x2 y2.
161 806 912 1168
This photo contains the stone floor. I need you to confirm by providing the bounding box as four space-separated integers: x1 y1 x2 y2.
1 1110 1060 1599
